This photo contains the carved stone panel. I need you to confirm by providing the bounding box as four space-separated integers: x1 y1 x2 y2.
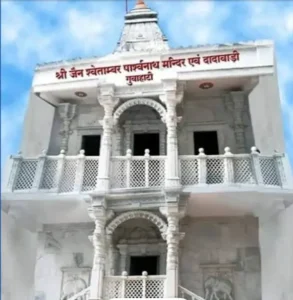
60 267 91 300
201 264 235 300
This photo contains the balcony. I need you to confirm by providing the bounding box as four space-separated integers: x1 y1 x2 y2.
2 147 291 196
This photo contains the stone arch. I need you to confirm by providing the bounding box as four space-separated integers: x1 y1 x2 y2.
113 98 166 123
106 210 167 236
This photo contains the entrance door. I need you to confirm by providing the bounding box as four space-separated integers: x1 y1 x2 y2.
82 135 101 156
133 133 160 156
193 131 219 155
193 131 222 183
129 256 159 275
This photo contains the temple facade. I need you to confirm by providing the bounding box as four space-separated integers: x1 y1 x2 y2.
2 1 293 300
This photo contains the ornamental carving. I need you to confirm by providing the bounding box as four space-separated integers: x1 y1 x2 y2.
113 98 167 123
204 276 234 300
106 210 167 236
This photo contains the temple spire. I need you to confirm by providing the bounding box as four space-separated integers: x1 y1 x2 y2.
115 0 169 53
135 0 147 9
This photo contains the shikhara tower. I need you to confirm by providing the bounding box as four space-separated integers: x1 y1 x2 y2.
2 1 293 300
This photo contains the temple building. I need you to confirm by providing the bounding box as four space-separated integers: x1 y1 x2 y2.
2 1 293 300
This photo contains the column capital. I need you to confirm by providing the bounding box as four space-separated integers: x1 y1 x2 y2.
97 83 119 115
88 205 114 222
159 203 186 220
159 80 185 105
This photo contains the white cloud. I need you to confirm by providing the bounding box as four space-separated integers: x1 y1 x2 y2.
1 1 120 69
1 93 29 171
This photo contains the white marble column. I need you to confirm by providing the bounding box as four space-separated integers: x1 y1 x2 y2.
160 205 185 298
118 245 128 274
160 80 184 188
96 84 118 192
88 206 112 300
57 103 76 153
256 201 293 300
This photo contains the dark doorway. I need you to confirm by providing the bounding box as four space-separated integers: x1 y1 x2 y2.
133 133 160 156
193 131 219 155
129 256 159 275
82 135 101 156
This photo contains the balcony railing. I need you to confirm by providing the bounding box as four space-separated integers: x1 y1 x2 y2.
103 272 166 299
3 147 291 194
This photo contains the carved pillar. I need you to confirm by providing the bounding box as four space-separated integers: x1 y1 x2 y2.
224 91 247 153
118 245 128 274
57 103 76 153
113 126 122 156
123 121 132 154
159 243 167 275
106 234 115 275
88 206 109 300
96 84 118 191
160 80 185 188
159 126 166 155
160 204 185 298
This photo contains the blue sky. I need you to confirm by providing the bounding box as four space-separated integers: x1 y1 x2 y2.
1 0 293 168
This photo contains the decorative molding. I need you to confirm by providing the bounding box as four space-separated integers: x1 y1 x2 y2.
113 98 167 124
200 263 236 300
106 210 168 236
60 267 91 300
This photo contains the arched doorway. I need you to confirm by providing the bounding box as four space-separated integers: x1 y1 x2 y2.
106 210 167 275
112 98 167 156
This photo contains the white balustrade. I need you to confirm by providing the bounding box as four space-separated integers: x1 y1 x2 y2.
179 147 289 188
103 271 166 299
110 149 166 190
4 147 291 194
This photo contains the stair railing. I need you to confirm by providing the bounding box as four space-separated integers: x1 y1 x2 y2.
67 286 90 300
178 285 206 300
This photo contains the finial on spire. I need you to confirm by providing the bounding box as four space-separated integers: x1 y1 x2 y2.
135 0 147 9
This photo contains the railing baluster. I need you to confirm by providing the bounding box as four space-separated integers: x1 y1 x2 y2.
144 149 150 188
55 149 66 193
32 150 47 192
197 148 207 185
142 271 148 298
223 147 234 184
74 150 85 193
121 271 127 298
126 149 132 188
5 152 22 192
251 146 264 186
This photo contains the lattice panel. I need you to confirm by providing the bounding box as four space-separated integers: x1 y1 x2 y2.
103 278 122 299
260 157 280 186
14 160 38 190
180 159 199 185
40 159 58 190
82 158 99 191
145 279 165 298
125 279 143 298
59 159 77 193
206 158 224 184
233 157 255 184
149 159 165 187
111 159 127 189
130 160 145 188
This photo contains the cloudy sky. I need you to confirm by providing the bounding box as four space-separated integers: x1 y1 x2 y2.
1 0 293 168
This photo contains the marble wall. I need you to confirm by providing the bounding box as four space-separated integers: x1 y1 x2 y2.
1 211 38 300
46 94 255 156
34 223 94 300
179 216 261 300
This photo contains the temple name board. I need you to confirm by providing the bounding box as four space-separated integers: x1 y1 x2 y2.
56 50 240 86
